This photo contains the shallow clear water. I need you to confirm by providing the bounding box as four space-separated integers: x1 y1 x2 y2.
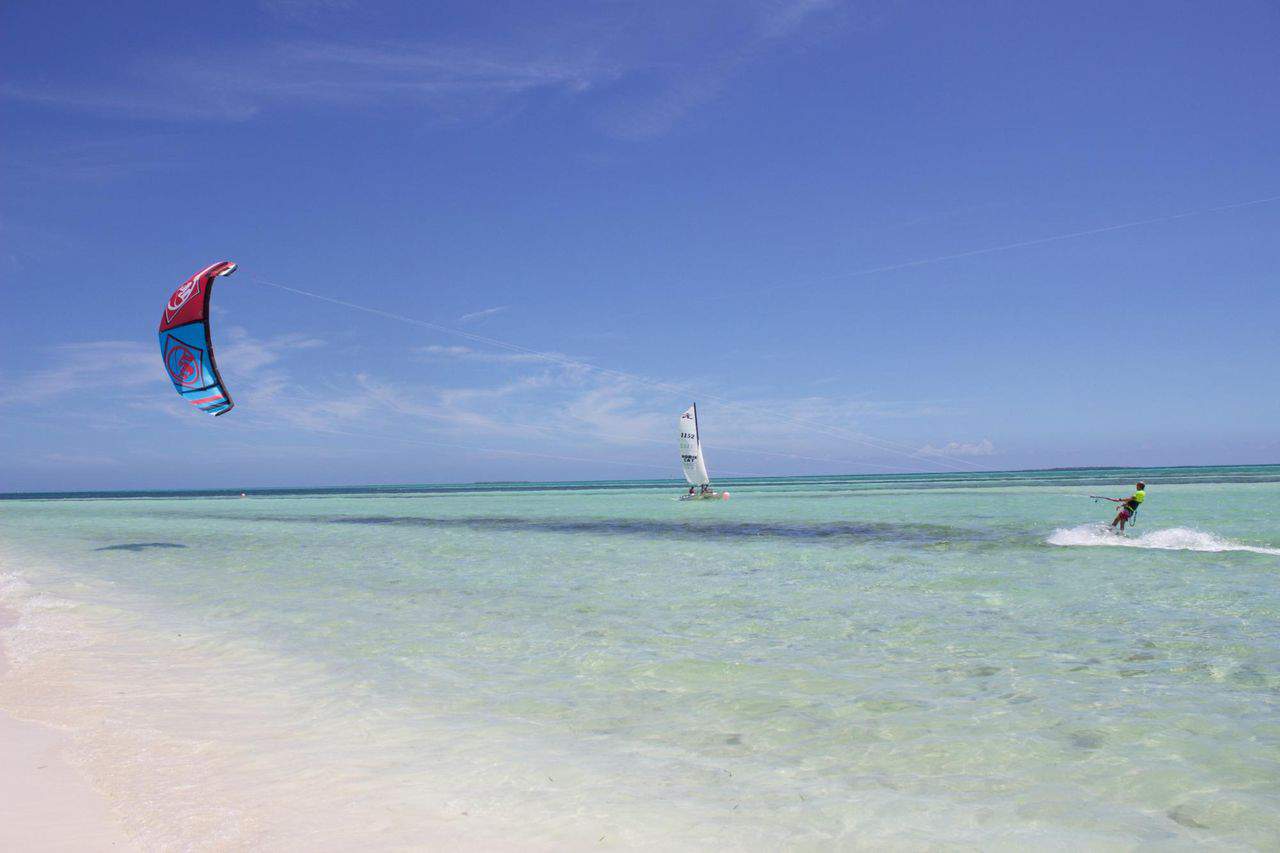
2 466 1278 848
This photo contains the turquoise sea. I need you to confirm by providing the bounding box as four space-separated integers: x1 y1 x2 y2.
1 466 1278 848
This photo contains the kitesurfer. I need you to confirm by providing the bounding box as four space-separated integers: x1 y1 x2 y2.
1107 482 1146 532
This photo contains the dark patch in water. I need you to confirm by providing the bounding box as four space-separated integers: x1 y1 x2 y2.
94 542 187 552
1167 805 1209 830
1069 730 1106 750
323 515 984 545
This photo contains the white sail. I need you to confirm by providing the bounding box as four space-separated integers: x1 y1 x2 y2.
679 404 710 486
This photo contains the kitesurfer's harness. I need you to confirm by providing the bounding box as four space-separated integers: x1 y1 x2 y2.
1091 491 1145 526
1122 498 1140 526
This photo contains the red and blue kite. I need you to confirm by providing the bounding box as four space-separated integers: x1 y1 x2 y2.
158 261 238 416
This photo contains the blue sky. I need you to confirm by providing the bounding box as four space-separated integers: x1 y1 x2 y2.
2 0 1278 491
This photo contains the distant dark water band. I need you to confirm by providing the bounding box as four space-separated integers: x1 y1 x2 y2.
86 501 1001 544
93 542 188 552
233 513 991 544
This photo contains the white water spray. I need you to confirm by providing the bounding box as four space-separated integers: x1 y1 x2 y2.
1047 525 1280 556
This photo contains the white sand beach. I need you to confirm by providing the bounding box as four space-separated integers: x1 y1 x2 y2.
0 708 133 850
0 576 128 851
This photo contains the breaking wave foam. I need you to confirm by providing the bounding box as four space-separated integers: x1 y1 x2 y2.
1046 525 1280 555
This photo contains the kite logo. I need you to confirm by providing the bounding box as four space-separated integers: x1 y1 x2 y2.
164 276 203 324
164 335 204 388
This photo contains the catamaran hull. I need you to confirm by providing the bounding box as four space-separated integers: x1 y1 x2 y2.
678 491 729 501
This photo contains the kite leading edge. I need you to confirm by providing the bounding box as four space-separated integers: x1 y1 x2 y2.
158 261 238 416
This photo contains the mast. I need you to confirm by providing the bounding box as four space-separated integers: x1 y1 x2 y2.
693 403 709 486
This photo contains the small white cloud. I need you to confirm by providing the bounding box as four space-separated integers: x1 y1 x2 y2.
218 327 324 372
415 344 549 364
457 305 509 324
39 452 123 467
918 438 996 457
420 345 472 357
259 0 354 22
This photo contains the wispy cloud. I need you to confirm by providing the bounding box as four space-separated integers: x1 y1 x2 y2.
457 305 509 324
2 2 855 137
564 385 668 445
596 0 849 138
2 327 969 480
918 438 997 457
0 331 324 416
338 366 669 454
255 347 966 474
2 136 181 186
1 37 612 124
0 341 159 408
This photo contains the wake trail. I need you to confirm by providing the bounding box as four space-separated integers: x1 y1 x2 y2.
1046 525 1280 556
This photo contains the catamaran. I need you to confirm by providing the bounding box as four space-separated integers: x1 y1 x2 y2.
678 403 727 501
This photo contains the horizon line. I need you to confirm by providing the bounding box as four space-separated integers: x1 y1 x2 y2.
4 461 1277 500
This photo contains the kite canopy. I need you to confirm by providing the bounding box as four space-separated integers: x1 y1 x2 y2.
158 261 238 416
